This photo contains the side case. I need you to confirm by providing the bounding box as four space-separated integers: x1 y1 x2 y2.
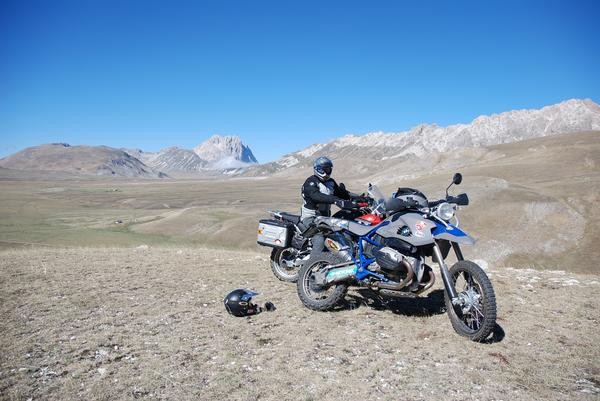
257 219 293 248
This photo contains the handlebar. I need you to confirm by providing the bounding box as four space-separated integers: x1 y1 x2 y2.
428 193 469 207
448 193 469 206
427 200 444 208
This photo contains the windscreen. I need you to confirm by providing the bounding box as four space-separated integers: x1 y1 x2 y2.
368 183 387 215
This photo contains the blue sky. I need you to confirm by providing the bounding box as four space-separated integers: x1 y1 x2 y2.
1 0 599 162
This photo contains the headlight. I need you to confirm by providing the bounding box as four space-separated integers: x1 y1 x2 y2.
436 202 456 221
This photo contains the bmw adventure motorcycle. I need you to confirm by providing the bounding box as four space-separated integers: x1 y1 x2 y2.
295 173 497 341
258 201 375 283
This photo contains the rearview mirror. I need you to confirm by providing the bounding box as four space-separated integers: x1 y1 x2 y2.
446 173 463 197
453 173 463 185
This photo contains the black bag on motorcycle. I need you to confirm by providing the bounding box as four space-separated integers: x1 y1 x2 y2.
257 219 293 248
390 187 428 210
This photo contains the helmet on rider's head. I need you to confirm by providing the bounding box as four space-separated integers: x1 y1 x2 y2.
224 289 261 317
313 156 333 181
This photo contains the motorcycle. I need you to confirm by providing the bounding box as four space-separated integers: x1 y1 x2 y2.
295 173 497 342
260 210 312 282
258 198 375 283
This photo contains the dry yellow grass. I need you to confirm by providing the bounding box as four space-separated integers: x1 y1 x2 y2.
1 247 599 401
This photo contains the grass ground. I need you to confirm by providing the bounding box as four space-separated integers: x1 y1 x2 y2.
0 176 300 251
2 132 599 273
1 247 599 401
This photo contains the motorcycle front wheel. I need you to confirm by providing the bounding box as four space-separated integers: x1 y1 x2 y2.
270 247 302 283
297 252 348 311
445 260 497 342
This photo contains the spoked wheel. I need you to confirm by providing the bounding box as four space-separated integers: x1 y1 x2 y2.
297 252 348 311
270 247 303 283
445 260 497 342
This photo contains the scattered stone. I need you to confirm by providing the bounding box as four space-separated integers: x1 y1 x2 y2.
576 378 600 394
95 349 109 361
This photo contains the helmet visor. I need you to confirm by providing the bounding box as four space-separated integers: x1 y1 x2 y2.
241 289 259 301
317 165 332 176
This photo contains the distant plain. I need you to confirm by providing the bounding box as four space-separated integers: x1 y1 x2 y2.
1 131 598 273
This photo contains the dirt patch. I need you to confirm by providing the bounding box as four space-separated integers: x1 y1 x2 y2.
1 248 599 400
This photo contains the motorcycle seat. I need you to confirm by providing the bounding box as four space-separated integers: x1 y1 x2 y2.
280 212 301 225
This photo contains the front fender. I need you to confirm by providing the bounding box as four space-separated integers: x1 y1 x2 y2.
432 223 476 245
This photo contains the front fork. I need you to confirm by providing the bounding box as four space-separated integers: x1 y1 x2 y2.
432 242 462 303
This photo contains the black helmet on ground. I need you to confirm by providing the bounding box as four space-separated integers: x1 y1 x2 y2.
223 289 276 317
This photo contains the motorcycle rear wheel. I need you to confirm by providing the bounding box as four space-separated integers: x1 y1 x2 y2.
270 247 301 283
297 252 348 311
445 260 497 342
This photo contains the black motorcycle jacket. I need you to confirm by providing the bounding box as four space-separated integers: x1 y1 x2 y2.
301 175 350 219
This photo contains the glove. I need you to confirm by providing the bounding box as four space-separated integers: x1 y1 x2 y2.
352 195 372 205
335 199 357 210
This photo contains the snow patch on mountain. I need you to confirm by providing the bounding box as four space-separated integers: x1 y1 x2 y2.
210 156 255 169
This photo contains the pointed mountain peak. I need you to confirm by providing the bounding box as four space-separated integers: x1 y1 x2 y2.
193 135 258 167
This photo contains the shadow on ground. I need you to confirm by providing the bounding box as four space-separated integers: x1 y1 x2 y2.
337 288 447 317
337 288 506 343
483 323 506 344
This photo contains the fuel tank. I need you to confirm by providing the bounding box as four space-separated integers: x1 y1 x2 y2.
375 213 436 246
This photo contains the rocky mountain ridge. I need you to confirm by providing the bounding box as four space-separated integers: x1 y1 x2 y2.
252 98 600 175
2 99 598 178
0 136 258 178
0 143 167 178
133 135 258 174
194 135 258 167
127 135 258 174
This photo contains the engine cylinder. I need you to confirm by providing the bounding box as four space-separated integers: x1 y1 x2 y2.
373 247 405 271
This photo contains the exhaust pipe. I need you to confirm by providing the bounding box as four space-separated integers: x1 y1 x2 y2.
376 258 414 291
312 261 355 285
325 265 356 284
412 266 436 295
